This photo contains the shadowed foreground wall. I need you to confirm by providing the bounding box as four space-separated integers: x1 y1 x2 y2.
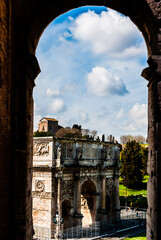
0 0 161 239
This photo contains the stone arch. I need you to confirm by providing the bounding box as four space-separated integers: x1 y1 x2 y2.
62 200 72 229
81 178 98 192
81 179 97 226
0 1 161 240
28 1 157 58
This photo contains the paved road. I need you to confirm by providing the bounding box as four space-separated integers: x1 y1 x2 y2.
99 225 146 240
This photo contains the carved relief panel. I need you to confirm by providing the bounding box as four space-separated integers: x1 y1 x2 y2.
62 180 74 194
35 180 45 192
106 178 113 189
34 142 49 156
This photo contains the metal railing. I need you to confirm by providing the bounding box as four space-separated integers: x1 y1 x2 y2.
62 222 100 239
34 209 146 240
120 208 146 220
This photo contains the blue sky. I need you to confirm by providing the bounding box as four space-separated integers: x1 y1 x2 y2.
34 6 148 141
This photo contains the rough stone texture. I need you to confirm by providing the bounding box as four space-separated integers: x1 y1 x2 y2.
0 0 161 239
32 137 120 239
0 1 11 239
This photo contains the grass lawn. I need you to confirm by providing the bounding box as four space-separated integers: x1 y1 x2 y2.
124 232 146 240
119 184 147 197
119 175 148 197
119 175 148 208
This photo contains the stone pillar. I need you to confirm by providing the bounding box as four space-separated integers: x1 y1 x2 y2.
0 1 15 239
101 176 106 210
13 53 40 240
74 175 82 226
142 56 161 240
99 175 107 222
57 177 62 218
113 173 120 220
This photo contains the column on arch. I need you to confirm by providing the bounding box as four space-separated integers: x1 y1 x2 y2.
74 174 82 226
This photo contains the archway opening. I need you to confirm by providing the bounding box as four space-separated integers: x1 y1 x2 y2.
81 180 97 226
62 200 72 229
33 4 148 238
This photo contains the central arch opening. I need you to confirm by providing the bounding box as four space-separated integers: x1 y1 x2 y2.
81 180 97 226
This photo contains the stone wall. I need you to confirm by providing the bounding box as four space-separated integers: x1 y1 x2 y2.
32 170 53 238
0 1 161 239
0 1 12 239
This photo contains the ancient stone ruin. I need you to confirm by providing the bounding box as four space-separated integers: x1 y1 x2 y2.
32 137 121 239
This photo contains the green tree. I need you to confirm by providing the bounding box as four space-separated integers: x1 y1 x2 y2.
33 130 52 137
72 124 82 130
55 127 82 139
120 140 143 189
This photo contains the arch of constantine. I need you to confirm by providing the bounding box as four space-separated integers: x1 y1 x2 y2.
32 137 120 239
0 1 161 239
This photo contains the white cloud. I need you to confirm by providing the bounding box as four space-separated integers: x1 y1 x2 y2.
116 108 124 119
70 9 144 56
113 42 147 59
79 111 89 122
68 16 74 21
87 66 129 97
122 123 137 132
119 103 147 135
46 88 60 97
129 103 147 128
34 7 148 139
49 99 65 112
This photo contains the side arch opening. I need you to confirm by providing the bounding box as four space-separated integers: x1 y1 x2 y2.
62 200 72 229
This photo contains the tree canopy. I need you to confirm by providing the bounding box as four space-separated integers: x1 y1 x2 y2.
120 135 146 144
33 130 53 137
72 124 82 130
120 140 144 189
55 127 82 138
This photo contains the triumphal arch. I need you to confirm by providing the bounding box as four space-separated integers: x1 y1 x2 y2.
32 137 120 239
1 0 161 239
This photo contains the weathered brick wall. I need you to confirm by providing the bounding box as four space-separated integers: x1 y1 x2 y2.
0 1 160 240
0 0 12 239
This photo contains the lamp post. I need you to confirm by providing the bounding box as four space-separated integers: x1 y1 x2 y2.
53 211 64 240
54 173 63 239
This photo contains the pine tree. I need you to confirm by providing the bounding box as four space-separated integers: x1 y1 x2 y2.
120 140 143 189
